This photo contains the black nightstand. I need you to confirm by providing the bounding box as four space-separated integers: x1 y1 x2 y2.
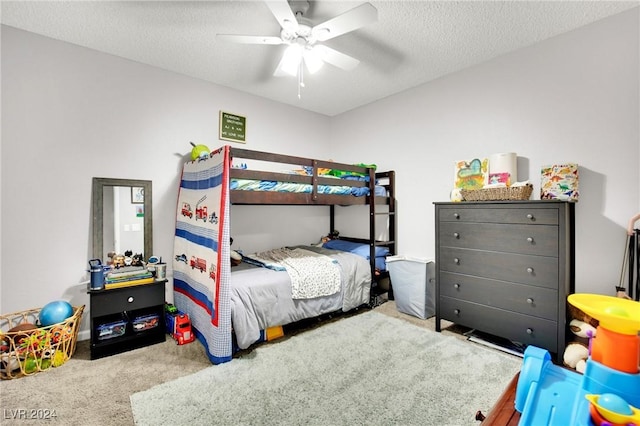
87 280 166 359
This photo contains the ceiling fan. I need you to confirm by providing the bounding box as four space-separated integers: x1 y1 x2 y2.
217 0 377 95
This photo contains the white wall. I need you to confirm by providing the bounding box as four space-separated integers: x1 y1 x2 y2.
0 26 332 330
330 8 639 295
1 7 638 336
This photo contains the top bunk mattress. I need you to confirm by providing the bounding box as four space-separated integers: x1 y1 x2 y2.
230 177 387 197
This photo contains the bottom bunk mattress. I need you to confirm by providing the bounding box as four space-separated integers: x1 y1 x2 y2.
231 245 372 349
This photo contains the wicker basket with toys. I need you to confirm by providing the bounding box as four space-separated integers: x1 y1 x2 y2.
0 302 84 379
460 183 533 201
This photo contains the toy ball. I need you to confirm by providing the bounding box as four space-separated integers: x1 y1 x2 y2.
23 356 37 374
8 323 37 334
190 142 210 161
39 300 73 327
0 353 21 373
52 351 67 367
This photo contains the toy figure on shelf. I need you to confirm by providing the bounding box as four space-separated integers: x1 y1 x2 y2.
107 252 125 268
515 294 640 426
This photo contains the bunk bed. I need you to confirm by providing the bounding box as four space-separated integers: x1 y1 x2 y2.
173 145 396 364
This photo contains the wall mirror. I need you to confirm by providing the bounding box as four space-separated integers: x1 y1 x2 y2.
92 177 153 263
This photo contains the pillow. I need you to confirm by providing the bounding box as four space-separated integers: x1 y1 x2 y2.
322 239 389 259
374 256 387 271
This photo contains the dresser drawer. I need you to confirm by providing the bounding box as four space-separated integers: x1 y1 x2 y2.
439 222 558 256
439 272 558 320
438 207 559 225
439 247 558 289
440 297 558 352
90 282 165 317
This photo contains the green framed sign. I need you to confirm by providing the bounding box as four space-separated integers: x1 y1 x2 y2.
219 111 246 143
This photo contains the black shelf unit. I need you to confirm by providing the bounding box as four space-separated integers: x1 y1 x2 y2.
88 280 166 360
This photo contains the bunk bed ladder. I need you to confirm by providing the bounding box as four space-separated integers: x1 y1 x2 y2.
327 169 396 308
369 170 396 307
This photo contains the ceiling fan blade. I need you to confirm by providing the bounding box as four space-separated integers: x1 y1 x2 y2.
216 34 283 45
315 45 360 71
265 0 299 32
311 3 377 42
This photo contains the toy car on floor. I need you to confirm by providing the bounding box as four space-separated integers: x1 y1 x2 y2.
165 308 195 345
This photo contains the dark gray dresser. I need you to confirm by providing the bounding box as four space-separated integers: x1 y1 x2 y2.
434 201 575 362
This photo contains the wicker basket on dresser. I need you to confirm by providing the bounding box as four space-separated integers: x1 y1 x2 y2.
434 201 575 363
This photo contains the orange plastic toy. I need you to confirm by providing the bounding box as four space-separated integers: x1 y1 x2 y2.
568 294 640 374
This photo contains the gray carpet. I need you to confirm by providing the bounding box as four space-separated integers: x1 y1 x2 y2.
131 310 521 426
0 327 212 426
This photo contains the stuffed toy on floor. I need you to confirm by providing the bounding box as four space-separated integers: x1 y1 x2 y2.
563 304 598 374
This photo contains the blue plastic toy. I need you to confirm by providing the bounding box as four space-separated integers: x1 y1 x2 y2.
515 294 640 426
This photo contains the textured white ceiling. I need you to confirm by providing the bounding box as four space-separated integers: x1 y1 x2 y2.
2 1 638 116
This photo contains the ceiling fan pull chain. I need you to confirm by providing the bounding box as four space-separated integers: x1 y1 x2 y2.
298 60 304 99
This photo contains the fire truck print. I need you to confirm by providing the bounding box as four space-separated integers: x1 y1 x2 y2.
181 195 219 225
190 256 206 272
209 263 217 281
195 195 208 222
181 202 193 218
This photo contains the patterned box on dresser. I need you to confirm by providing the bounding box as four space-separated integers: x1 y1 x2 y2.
540 163 579 201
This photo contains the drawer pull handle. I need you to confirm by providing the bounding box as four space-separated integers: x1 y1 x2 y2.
453 232 460 239
453 309 460 315
454 283 460 289
526 213 534 220
128 296 134 303
454 258 460 264
526 328 533 335
527 237 534 243
453 213 460 219
527 267 534 274
526 298 534 304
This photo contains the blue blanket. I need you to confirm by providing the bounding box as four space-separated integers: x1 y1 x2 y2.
322 239 389 271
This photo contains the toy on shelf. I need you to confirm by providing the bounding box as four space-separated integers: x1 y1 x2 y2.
515 294 640 426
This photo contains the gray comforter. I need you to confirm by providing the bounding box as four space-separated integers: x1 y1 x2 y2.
230 245 372 349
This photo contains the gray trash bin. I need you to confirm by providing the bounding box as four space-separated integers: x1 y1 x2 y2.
386 256 435 319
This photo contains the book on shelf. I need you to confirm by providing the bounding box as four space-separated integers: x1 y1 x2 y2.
105 271 153 283
104 276 155 290
106 266 147 279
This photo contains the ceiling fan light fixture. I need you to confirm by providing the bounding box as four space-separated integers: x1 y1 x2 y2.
303 47 323 74
281 43 303 76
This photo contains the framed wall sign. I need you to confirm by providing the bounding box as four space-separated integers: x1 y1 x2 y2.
219 110 246 143
131 187 145 204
